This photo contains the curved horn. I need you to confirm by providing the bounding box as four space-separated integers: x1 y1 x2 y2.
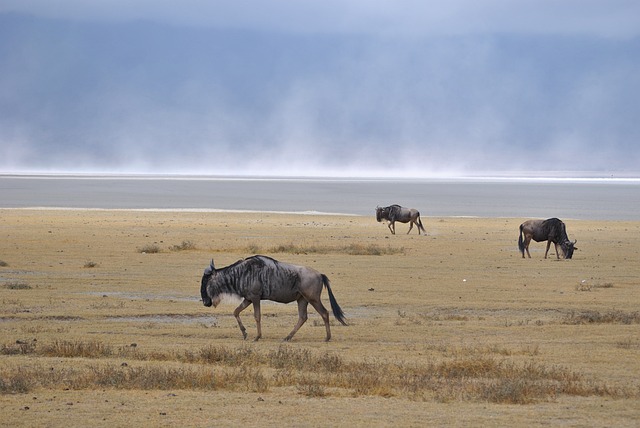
204 259 215 275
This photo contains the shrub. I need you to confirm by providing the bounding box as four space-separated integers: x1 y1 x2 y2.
170 240 196 251
40 340 113 358
246 243 404 256
562 310 640 325
3 282 31 290
138 244 161 254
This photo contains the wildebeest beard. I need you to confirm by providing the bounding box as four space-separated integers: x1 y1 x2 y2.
201 271 213 306
560 240 575 259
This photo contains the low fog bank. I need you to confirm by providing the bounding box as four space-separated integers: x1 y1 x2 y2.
1 13 639 177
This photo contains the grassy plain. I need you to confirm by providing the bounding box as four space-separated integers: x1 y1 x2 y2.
1 209 639 427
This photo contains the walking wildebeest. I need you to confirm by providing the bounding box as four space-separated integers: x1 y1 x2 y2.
518 218 577 259
200 255 347 341
376 204 426 235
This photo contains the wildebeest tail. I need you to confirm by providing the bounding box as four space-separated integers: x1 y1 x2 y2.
418 216 426 233
518 224 525 255
321 274 347 326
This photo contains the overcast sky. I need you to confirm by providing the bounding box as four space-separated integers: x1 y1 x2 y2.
1 1 639 177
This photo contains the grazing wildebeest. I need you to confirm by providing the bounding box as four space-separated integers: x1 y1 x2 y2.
376 204 426 235
518 218 577 259
200 255 347 341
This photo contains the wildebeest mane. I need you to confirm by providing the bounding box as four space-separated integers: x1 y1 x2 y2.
542 218 567 242
200 257 259 303
205 255 298 299
387 204 401 221
376 204 401 221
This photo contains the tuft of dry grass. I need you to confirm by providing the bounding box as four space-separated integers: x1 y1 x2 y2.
39 340 114 358
2 282 31 290
341 243 404 256
0 370 32 394
169 240 197 251
246 242 404 256
0 340 37 355
576 281 614 291
562 310 640 325
137 244 161 254
616 338 640 350
297 377 327 397
1 341 634 404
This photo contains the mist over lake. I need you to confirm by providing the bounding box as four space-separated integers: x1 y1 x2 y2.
1 175 638 221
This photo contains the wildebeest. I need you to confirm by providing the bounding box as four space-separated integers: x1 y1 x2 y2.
200 255 347 341
376 204 426 235
518 218 577 259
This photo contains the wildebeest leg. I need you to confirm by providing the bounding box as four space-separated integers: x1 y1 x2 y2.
407 221 414 234
233 299 252 340
308 299 331 341
388 221 395 234
252 300 263 341
523 236 532 258
284 298 308 341
553 242 561 259
544 241 552 259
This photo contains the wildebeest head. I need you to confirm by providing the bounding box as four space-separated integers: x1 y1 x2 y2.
375 206 387 222
561 240 577 259
200 259 215 307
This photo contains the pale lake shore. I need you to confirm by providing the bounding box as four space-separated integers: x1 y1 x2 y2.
1 175 639 220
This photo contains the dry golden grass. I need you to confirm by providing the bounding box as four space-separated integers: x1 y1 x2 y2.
1 209 639 426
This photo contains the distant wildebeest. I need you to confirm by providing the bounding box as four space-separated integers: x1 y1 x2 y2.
518 218 577 259
376 204 426 235
200 255 347 341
